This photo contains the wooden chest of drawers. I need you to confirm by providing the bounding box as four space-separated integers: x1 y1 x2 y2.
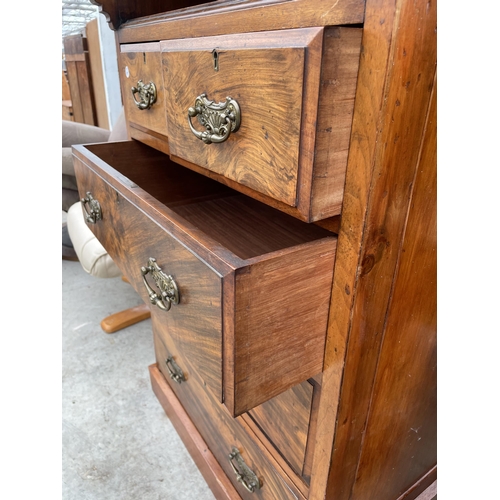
73 0 437 498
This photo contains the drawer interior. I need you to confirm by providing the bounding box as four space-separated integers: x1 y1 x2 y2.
84 141 334 260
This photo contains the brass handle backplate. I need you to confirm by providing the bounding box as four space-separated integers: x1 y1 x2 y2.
228 447 261 493
131 80 157 110
188 93 241 144
81 192 102 224
141 258 180 312
165 355 185 384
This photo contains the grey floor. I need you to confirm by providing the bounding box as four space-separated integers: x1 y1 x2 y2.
62 221 216 499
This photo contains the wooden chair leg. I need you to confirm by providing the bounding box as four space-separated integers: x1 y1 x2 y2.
100 303 151 334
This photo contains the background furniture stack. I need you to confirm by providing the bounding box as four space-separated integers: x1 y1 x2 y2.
63 17 122 129
70 1 437 499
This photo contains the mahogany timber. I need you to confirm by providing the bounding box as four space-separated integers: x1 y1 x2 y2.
153 333 304 500
100 303 151 333
78 1 437 498
349 74 437 500
237 414 310 498
248 381 314 478
308 0 437 498
114 0 365 44
128 122 170 156
72 140 338 416
161 27 361 221
229 240 336 416
310 27 363 220
162 29 320 209
119 43 168 138
149 362 242 500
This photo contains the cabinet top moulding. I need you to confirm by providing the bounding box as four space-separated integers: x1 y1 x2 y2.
92 0 366 43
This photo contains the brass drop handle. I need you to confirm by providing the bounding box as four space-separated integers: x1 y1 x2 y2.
131 80 157 110
188 93 241 144
81 192 102 224
228 447 261 493
141 258 180 312
165 355 185 384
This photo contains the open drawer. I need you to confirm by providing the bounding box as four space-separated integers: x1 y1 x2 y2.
72 140 337 416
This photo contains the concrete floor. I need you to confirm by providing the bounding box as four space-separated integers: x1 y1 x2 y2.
62 245 216 499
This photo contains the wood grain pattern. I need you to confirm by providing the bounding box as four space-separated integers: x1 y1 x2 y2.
73 153 224 400
153 334 302 500
238 414 309 499
161 27 361 222
116 0 365 44
248 381 313 477
120 46 168 138
73 140 337 416
129 122 171 156
149 363 242 500
350 73 437 500
100 303 151 333
308 0 437 498
229 238 336 415
162 29 319 207
310 27 362 221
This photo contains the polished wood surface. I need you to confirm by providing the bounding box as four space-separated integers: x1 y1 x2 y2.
229 239 336 415
72 151 224 401
162 28 321 208
115 0 365 43
153 334 303 500
149 362 241 500
120 44 168 138
350 74 437 500
73 140 338 416
76 1 437 498
160 27 360 222
248 381 314 478
312 0 437 498
310 27 362 220
100 303 151 333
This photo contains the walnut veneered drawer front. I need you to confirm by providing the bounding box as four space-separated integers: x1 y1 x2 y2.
161 27 362 222
120 43 168 146
153 333 304 500
71 140 337 417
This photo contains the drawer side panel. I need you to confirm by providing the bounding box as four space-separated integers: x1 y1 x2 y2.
230 238 337 415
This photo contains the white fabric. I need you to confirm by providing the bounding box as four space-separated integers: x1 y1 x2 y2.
67 202 122 279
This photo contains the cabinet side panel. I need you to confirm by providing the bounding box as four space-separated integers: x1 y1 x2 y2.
313 0 437 498
351 75 437 500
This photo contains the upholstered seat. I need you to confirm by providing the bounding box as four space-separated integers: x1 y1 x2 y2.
64 112 150 332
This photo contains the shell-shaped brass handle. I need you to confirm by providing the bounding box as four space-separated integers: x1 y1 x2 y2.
141 258 180 312
165 355 186 384
188 93 241 144
81 192 102 224
131 80 157 110
228 447 261 493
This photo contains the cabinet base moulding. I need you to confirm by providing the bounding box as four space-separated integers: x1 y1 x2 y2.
149 363 242 500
